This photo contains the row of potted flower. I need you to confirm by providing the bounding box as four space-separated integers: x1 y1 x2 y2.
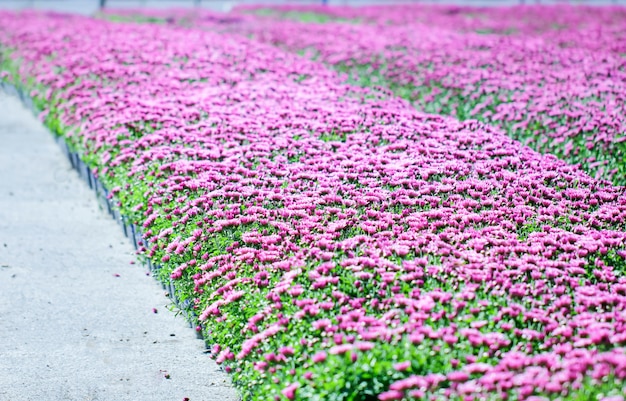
1 10 626 401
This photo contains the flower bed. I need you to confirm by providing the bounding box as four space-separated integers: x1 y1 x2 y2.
239 3 626 34
2 10 626 401
266 8 626 185
130 5 626 186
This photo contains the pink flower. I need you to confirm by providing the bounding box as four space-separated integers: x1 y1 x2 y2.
378 390 404 401
311 351 327 364
281 383 299 400
355 342 375 351
393 361 411 372
329 344 353 355
279 346 295 356
447 371 469 383
443 335 458 345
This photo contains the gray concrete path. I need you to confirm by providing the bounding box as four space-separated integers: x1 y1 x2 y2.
0 92 239 400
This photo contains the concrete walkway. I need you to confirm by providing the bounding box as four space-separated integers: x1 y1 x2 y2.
0 92 239 400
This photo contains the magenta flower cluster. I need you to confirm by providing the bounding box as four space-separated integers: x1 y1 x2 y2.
1 9 626 401
148 4 626 185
